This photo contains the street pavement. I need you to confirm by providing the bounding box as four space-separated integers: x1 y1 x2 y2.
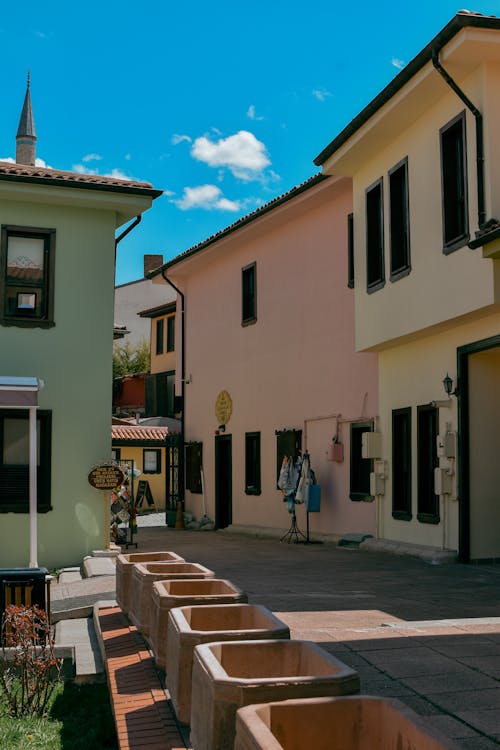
52 520 500 749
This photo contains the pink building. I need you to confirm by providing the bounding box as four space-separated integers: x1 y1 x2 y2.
151 175 378 541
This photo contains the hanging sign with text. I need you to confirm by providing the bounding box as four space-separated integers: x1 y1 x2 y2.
88 464 124 491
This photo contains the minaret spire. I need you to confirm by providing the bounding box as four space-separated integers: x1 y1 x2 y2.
16 71 37 166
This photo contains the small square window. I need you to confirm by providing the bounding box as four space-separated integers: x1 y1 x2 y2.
143 448 161 474
0 225 56 327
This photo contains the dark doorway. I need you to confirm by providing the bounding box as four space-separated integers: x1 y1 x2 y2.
215 435 232 529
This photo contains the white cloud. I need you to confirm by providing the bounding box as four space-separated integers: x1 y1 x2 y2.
247 104 264 121
73 164 99 175
171 133 192 145
191 130 270 181
82 153 103 162
391 57 405 70
105 168 132 181
312 87 332 102
0 156 52 168
174 184 240 211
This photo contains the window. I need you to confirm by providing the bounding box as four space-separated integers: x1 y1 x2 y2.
365 180 385 292
389 158 410 280
185 442 203 493
0 409 52 513
242 262 257 324
166 315 175 352
276 428 302 486
245 432 261 495
350 421 373 501
347 213 354 288
143 448 161 474
392 408 412 520
155 319 164 355
417 405 439 523
112 448 121 462
0 225 56 327
145 370 175 417
440 112 468 252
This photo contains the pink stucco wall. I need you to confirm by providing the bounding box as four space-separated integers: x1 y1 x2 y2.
170 176 378 538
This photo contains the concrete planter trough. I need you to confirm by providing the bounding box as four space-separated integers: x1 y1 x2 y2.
115 551 185 615
128 562 215 636
149 578 248 671
168 604 290 724
234 696 461 750
190 639 360 750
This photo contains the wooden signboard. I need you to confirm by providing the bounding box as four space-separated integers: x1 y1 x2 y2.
88 465 124 491
135 480 154 508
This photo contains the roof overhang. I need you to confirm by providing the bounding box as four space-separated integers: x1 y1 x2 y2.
0 376 43 407
315 13 500 175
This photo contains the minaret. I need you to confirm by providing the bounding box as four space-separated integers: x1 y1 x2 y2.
16 72 37 166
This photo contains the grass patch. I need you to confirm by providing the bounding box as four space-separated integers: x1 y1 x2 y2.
0 681 117 750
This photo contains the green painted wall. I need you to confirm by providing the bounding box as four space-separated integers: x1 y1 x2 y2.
1 196 117 568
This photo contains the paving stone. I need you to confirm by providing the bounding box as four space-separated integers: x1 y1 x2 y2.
431 689 500 712
456 710 500 736
401 670 499 695
362 646 465 678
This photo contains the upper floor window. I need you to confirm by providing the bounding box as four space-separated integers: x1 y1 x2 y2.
440 112 468 253
0 225 56 328
155 318 164 355
347 213 354 289
166 314 175 352
365 179 385 292
389 158 410 280
242 262 257 325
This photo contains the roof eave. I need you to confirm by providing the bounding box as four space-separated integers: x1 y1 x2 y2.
314 12 500 166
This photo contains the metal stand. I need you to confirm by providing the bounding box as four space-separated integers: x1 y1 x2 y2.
281 510 307 544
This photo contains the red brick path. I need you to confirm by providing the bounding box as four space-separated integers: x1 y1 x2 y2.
98 605 187 750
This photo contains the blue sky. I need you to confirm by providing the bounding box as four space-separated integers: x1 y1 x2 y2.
1 1 499 284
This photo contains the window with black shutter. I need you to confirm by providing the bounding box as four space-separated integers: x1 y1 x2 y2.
276 428 302 487
347 212 354 289
366 179 385 292
185 442 203 493
0 409 52 513
389 158 411 280
245 432 261 495
417 404 440 523
440 112 468 252
242 262 257 325
392 408 412 519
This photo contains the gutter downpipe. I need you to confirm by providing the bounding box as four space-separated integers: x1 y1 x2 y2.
162 268 186 510
432 49 486 229
114 215 142 260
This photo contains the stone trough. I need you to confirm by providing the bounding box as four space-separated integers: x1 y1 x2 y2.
189 639 360 750
234 695 461 750
149 578 248 671
167 604 290 724
128 562 214 636
115 551 184 615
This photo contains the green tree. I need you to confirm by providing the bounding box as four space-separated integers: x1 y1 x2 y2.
113 340 150 379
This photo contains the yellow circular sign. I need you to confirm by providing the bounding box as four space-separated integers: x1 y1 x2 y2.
215 390 233 425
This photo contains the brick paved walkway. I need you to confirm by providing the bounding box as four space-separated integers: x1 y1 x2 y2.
98 605 187 750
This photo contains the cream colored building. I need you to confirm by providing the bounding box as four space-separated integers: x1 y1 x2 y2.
316 11 500 561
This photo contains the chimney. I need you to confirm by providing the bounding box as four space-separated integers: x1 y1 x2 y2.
144 254 163 277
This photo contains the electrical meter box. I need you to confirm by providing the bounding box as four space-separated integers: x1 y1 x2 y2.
434 467 453 496
437 432 456 458
362 431 382 459
370 472 385 496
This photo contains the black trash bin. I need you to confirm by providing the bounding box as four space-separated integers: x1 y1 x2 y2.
0 567 49 643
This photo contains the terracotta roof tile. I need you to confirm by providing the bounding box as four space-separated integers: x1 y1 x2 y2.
112 425 168 441
0 160 160 194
